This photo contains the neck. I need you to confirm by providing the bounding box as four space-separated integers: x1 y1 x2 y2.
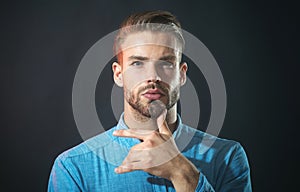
124 101 178 133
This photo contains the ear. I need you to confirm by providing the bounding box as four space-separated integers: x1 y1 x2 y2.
179 62 188 86
112 62 123 87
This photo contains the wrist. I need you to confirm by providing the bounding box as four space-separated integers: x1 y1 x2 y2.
170 155 200 192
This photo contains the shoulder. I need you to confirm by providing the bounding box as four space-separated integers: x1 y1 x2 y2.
179 124 247 159
54 126 118 162
179 124 250 176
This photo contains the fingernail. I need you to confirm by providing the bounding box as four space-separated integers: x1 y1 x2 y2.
113 131 117 135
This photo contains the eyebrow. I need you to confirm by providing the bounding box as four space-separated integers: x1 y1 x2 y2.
128 55 149 61
159 55 176 61
128 55 176 61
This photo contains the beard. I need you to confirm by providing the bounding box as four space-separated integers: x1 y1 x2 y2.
125 82 180 118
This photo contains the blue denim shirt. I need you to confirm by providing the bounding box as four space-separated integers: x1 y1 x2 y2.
48 115 252 191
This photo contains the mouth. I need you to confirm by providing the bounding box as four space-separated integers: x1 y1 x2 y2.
142 88 166 100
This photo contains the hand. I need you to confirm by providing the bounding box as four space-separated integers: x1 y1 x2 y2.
113 113 200 191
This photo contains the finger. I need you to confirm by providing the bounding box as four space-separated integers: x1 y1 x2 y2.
158 121 172 135
115 160 149 174
115 165 132 174
115 146 150 174
114 154 141 174
157 111 172 136
113 129 151 140
156 108 166 129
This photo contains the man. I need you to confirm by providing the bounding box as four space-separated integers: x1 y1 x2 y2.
48 11 252 191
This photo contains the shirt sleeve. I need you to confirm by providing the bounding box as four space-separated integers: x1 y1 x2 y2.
215 142 252 192
48 156 81 192
195 173 215 192
195 142 252 192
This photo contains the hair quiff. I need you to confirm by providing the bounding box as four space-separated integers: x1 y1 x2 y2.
114 10 185 63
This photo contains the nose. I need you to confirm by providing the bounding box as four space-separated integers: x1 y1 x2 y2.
146 64 161 83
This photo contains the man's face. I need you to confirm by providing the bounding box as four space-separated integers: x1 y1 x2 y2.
114 31 187 118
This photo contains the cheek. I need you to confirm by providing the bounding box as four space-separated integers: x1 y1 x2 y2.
124 84 138 99
162 71 180 88
123 68 147 90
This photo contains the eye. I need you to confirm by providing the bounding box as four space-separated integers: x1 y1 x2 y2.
158 61 174 69
131 61 143 67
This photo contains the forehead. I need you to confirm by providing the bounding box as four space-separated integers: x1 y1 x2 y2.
121 31 180 52
120 31 181 59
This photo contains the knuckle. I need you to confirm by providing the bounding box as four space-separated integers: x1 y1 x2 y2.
124 164 132 170
149 131 159 138
145 139 155 147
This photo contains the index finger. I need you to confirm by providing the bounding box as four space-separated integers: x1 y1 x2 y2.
156 110 172 136
158 120 172 136
113 129 152 140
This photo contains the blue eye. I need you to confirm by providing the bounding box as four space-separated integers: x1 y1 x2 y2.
159 61 174 69
131 61 143 66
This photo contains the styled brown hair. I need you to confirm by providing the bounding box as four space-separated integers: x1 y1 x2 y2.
114 10 185 64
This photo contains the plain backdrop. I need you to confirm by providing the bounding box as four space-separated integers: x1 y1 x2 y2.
0 0 298 191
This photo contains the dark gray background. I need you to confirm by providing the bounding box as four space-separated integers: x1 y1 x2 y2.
1 0 298 191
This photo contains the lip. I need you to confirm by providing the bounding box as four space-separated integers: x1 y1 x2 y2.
143 88 165 95
142 88 165 100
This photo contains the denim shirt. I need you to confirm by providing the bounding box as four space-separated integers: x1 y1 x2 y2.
48 115 252 192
